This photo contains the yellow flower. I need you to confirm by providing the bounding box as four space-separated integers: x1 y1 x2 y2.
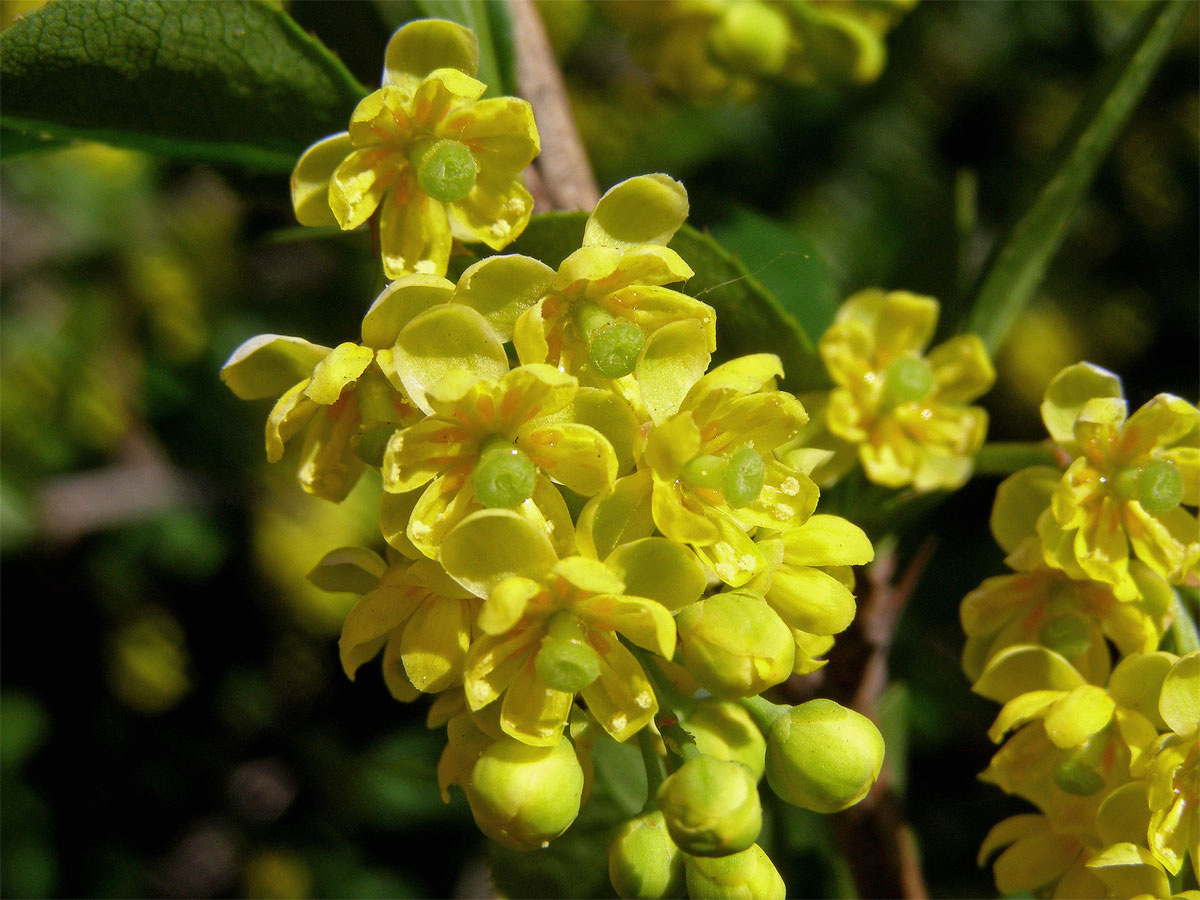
641 355 818 586
818 288 995 491
960 541 1171 687
381 364 617 558
513 174 716 420
221 332 419 503
437 510 686 747
314 548 480 699
291 19 539 277
1033 362 1200 600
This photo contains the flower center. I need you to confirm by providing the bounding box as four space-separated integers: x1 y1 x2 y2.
471 436 536 508
1038 616 1090 661
1112 459 1183 514
882 356 936 406
679 448 765 507
414 139 477 203
535 611 600 692
575 302 645 378
1051 731 1107 796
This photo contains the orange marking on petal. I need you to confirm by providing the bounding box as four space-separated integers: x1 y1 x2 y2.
500 388 522 421
476 394 495 424
526 428 562 447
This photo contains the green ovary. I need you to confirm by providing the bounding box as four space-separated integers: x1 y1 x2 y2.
882 355 936 405
471 440 537 508
415 139 477 203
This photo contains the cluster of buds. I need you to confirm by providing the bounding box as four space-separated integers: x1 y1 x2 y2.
605 0 916 103
223 19 887 898
964 361 1199 898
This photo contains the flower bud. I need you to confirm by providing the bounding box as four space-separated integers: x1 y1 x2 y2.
684 843 786 900
684 698 766 780
608 810 685 900
676 591 794 698
466 734 584 850
656 755 762 857
764 699 884 813
708 2 790 78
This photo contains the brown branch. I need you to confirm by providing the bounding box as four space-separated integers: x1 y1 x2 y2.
510 0 599 212
822 540 937 900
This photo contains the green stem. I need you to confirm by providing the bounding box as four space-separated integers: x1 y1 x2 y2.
638 728 668 812
1168 588 1199 655
974 441 1059 476
738 694 788 735
625 642 700 770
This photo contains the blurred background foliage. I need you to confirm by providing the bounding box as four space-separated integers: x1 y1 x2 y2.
0 0 1196 898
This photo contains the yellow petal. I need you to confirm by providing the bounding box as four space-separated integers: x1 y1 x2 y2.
291 132 353 227
584 174 689 250
360 274 455 350
304 342 374 405
379 175 453 278
264 381 318 462
500 659 574 746
517 422 617 497
220 334 330 400
448 169 534 251
383 18 479 90
400 595 473 693
579 634 658 741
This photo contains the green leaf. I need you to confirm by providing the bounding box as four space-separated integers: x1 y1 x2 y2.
965 0 1191 353
0 0 368 172
0 125 65 160
397 0 516 97
708 207 839 350
670 224 824 391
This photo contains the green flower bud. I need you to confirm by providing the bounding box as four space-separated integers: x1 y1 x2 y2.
676 591 794 698
415 139 477 203
764 698 885 813
882 354 936 406
656 755 762 857
684 843 786 900
684 698 766 780
708 2 790 78
722 447 765 507
589 320 645 379
471 440 537 508
466 735 585 850
608 810 685 900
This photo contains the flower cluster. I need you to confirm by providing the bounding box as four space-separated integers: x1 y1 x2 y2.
605 0 916 103
966 361 1199 898
223 26 885 892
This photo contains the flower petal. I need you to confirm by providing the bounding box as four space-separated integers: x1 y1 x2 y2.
972 645 1084 704
1040 361 1124 451
295 404 364 502
221 334 330 400
767 566 857 636
392 305 508 414
584 174 689 250
383 415 472 493
782 514 874 567
517 422 617 496
401 595 473 693
361 275 455 350
383 19 479 90
580 593 676 659
927 334 996 403
636 318 712 424
576 470 656 562
291 132 353 227
329 146 394 231
441 509 559 599
479 576 542 636
442 96 540 176
453 254 555 341
605 538 706 612
465 631 533 711
304 342 374 405
579 634 658 741
448 169 534 251
265 381 319 462
500 658 574 746
379 175 453 278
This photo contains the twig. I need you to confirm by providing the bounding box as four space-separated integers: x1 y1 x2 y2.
823 540 936 900
510 0 599 212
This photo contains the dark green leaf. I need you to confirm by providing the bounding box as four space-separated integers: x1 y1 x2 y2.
670 225 825 390
965 0 1191 353
0 0 368 172
0 125 66 160
708 207 839 351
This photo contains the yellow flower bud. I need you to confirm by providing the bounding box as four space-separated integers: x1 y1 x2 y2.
466 734 584 850
764 699 885 813
675 591 794 698
607 810 686 900
656 755 762 857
